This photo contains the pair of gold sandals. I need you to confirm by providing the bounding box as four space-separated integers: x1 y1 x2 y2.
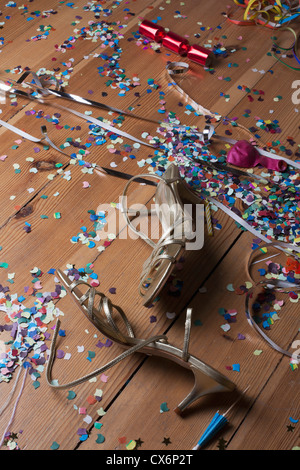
46 163 237 414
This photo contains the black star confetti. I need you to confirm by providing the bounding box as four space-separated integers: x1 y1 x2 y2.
134 438 144 449
217 437 228 450
162 437 171 446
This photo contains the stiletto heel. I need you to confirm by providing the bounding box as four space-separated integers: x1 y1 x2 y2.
174 368 231 414
46 270 235 413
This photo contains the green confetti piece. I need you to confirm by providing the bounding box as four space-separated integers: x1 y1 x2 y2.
67 390 76 400
218 307 227 316
160 402 169 413
0 262 9 269
33 380 40 389
50 441 60 450
88 351 96 359
96 434 105 444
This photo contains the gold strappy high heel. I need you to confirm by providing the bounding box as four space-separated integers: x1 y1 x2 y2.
46 269 235 414
121 163 206 307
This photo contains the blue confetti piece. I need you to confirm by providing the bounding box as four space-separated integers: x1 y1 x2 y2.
258 268 266 276
289 417 299 423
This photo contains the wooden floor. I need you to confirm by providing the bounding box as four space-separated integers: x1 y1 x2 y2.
0 0 299 452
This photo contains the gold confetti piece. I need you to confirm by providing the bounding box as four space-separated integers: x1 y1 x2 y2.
253 350 263 356
126 440 136 450
97 407 106 417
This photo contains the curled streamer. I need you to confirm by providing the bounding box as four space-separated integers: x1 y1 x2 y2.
271 26 300 70
227 0 300 28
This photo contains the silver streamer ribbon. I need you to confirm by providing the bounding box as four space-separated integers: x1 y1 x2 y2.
0 72 157 149
166 61 222 120
0 118 71 158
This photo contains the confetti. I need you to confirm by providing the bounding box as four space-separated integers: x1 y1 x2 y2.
96 434 105 444
160 402 170 413
67 391 76 400
50 441 60 450
253 350 263 356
